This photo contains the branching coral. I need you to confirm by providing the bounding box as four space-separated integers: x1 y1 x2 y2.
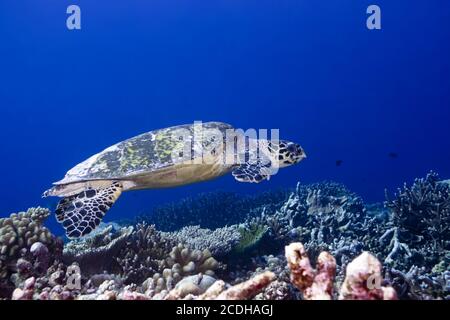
385 171 450 259
387 172 448 235
116 223 174 284
386 266 449 300
381 172 450 299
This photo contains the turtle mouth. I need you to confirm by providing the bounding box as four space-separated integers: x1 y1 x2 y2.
293 151 306 164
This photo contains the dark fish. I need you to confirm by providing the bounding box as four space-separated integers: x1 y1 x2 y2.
388 152 398 159
336 160 343 166
43 199 59 211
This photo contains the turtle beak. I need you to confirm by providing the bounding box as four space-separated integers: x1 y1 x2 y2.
299 146 307 160
42 188 55 198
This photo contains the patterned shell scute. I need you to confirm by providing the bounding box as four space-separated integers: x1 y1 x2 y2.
58 122 234 183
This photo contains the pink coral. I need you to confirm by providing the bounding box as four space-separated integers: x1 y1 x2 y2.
11 277 35 300
285 243 336 300
338 251 397 300
216 271 276 300
285 242 397 300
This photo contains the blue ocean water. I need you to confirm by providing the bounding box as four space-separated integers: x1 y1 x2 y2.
1 1 449 235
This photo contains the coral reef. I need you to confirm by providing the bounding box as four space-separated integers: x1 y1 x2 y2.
1 172 448 300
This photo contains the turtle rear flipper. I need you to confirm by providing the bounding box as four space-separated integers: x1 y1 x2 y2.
55 181 123 238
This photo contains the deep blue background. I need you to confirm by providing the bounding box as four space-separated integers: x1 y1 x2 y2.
1 1 450 234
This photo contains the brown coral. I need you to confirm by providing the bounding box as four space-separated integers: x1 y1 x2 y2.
143 244 220 296
1 208 62 298
0 208 58 261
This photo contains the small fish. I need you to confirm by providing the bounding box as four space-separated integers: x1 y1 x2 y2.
43 199 59 211
336 160 343 166
388 152 398 159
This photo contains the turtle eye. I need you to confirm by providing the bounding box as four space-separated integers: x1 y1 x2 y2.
287 143 297 153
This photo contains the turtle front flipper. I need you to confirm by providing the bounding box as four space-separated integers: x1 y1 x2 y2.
55 181 123 238
232 153 276 183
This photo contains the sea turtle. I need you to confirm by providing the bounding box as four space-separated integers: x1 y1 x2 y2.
43 122 306 238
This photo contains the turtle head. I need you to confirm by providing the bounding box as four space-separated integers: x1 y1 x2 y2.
277 140 306 168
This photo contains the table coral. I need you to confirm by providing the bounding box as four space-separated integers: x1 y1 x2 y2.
161 225 241 257
63 224 133 274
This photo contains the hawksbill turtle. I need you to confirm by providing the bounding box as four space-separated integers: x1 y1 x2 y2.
43 122 306 238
